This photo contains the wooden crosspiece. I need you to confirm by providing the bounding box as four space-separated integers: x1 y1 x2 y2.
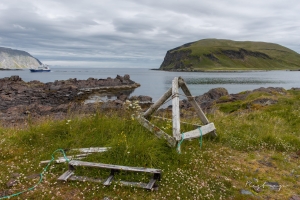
138 77 217 151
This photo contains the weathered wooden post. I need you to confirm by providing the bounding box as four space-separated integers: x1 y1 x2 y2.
172 77 181 141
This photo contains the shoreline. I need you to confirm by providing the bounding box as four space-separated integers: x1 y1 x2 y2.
0 68 24 71
151 68 299 72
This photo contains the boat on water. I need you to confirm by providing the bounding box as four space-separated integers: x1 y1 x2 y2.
30 65 51 72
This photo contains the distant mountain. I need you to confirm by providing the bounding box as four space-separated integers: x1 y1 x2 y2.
159 39 300 71
0 47 42 69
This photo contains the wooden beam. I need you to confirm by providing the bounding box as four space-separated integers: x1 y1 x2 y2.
143 87 172 119
172 77 181 141
40 153 90 164
70 147 110 153
182 123 216 140
178 77 217 137
137 116 176 147
69 160 162 174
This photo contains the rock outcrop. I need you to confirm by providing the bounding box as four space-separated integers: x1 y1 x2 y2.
160 86 288 117
0 47 42 69
0 75 141 125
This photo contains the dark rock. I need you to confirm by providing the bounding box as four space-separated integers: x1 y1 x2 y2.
251 186 262 193
100 100 123 110
222 48 271 60
291 88 300 91
179 87 229 112
6 179 18 187
27 173 41 179
253 87 287 95
129 95 153 103
250 98 278 107
240 189 253 195
160 50 192 70
258 159 274 167
117 94 128 102
290 195 300 200
204 53 219 61
124 74 130 80
0 190 11 198
264 182 281 191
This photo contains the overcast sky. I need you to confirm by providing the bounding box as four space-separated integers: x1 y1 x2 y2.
0 0 299 68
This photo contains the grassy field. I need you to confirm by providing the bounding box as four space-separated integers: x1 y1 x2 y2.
160 39 300 71
1 89 300 199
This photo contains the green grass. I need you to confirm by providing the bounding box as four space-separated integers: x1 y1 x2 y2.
1 90 300 199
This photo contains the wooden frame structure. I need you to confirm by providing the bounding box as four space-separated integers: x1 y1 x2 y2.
58 160 161 190
138 77 217 150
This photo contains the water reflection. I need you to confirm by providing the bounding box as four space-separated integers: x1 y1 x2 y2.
177 77 283 85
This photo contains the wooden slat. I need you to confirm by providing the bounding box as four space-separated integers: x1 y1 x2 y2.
69 160 162 174
70 147 110 153
57 170 74 181
172 77 181 141
143 87 172 119
182 123 216 140
178 77 217 137
137 116 176 147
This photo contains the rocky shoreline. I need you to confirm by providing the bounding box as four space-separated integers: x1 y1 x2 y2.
0 75 142 126
1 74 299 127
152 68 277 72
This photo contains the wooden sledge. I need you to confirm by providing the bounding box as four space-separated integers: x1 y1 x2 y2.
58 160 161 190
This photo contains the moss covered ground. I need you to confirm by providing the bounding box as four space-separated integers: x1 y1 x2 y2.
1 89 300 199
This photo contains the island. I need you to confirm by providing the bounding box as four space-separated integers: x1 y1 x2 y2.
159 39 300 71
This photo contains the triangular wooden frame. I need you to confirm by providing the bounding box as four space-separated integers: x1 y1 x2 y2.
137 77 217 149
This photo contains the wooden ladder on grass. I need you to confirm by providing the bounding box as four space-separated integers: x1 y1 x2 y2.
58 160 161 190
138 77 217 152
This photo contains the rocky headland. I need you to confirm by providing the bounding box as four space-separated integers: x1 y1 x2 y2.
0 47 42 69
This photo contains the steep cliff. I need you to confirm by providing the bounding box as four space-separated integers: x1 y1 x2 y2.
159 39 300 71
0 47 42 69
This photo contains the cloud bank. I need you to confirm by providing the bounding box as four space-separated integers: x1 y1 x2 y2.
0 0 299 67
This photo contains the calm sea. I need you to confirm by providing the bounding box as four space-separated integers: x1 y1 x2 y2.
1 67 299 102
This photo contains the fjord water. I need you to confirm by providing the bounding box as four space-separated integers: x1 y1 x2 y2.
1 67 299 102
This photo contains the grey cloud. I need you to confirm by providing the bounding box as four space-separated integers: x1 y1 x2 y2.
0 0 299 68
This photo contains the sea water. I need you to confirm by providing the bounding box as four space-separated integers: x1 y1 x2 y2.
1 67 299 102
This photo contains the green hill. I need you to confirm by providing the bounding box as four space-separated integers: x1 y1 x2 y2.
159 39 300 71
